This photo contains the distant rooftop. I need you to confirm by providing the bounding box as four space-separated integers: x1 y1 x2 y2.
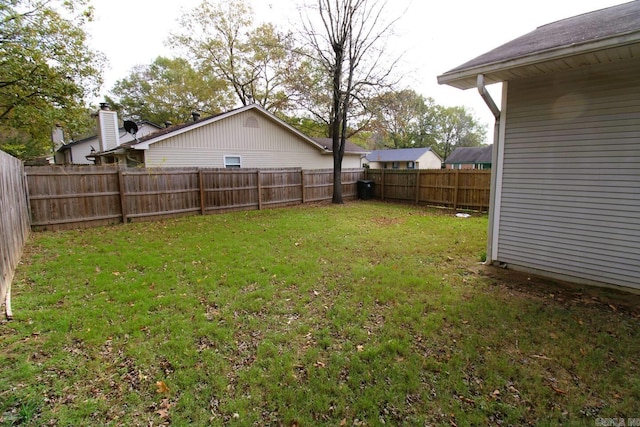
444 145 493 164
366 147 438 163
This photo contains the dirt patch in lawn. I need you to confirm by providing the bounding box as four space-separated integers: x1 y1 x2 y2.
478 264 640 319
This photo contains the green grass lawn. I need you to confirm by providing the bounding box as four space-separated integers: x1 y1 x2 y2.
1 201 639 426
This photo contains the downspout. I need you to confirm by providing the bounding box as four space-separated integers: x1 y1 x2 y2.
477 74 500 265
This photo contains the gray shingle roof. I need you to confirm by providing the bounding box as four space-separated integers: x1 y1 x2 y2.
312 138 370 154
366 147 436 162
438 1 640 89
447 1 640 74
444 145 493 164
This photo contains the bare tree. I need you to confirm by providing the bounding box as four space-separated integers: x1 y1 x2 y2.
299 0 402 203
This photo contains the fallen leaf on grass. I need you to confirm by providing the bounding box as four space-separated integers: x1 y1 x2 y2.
356 345 364 352
156 380 170 394
459 395 475 405
315 361 326 368
531 354 553 360
156 398 173 419
549 384 566 394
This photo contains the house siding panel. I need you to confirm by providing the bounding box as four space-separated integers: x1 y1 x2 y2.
497 58 640 289
143 110 362 169
416 152 444 169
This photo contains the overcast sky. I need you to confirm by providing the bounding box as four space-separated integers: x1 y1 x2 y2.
87 0 628 138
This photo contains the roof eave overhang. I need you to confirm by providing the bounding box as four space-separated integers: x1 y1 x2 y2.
437 32 640 90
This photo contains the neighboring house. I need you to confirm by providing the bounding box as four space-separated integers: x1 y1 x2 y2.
365 147 442 170
312 138 370 162
444 145 493 169
94 104 365 169
438 1 640 291
56 118 162 165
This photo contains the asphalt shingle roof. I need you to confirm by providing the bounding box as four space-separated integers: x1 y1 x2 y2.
444 145 493 164
312 138 369 154
444 1 640 74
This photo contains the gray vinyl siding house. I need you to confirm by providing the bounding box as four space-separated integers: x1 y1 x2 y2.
438 1 640 291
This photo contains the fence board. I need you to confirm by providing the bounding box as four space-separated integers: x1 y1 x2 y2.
1 150 30 318
26 165 121 230
366 169 491 211
25 166 365 230
23 166 489 232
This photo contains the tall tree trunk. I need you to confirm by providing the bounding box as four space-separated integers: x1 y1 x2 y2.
331 40 344 204
332 145 343 203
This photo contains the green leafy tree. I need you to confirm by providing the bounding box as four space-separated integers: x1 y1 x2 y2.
284 52 334 132
281 115 330 138
367 90 486 158
108 56 233 125
369 90 437 149
431 105 487 160
0 0 103 159
169 0 295 113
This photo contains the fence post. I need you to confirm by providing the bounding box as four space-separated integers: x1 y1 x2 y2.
415 169 421 204
117 168 128 223
257 170 262 210
453 169 460 210
301 170 306 204
199 170 205 215
381 168 385 201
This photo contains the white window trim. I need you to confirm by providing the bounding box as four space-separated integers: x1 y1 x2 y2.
224 155 242 168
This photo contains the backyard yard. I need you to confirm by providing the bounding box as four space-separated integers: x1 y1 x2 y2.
1 201 638 426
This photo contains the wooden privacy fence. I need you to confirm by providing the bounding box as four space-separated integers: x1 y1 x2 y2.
0 150 30 319
365 169 491 211
25 165 364 231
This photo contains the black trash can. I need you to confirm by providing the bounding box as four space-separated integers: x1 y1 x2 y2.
357 180 375 200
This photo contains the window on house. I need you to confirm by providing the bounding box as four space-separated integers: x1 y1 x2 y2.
407 161 415 169
224 155 241 168
392 162 399 169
